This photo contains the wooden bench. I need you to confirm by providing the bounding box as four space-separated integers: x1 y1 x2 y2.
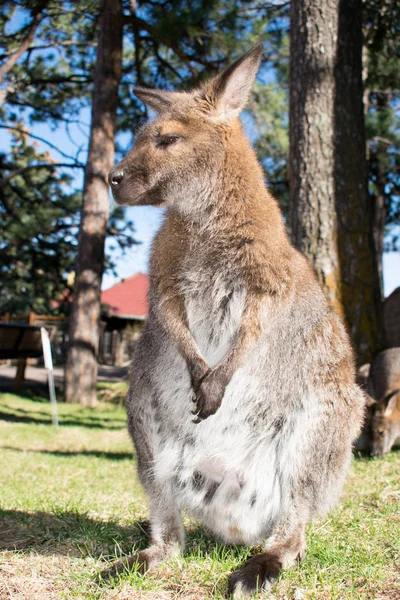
0 323 43 392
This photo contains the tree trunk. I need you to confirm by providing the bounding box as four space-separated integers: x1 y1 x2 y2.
289 0 384 364
370 145 386 300
370 93 390 299
289 0 341 310
64 0 123 405
333 0 384 362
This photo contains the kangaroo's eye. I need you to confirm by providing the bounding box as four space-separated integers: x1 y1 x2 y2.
157 135 180 147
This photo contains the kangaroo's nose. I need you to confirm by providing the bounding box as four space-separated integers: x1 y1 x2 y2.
109 169 124 187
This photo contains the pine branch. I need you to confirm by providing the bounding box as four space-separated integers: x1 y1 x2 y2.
27 75 91 85
0 125 83 162
124 14 198 77
0 162 84 188
129 0 144 86
0 0 49 85
6 98 89 128
152 41 185 81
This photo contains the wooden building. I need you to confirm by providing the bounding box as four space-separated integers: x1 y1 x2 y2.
99 272 148 366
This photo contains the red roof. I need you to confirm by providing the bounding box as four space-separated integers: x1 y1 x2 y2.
101 272 149 319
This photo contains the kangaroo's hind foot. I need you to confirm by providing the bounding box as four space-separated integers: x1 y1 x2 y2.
228 523 306 598
100 539 181 581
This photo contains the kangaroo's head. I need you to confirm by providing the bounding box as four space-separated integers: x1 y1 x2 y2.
109 44 263 211
371 390 400 457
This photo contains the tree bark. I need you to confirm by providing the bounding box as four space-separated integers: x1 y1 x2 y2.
289 0 340 309
64 0 123 405
333 0 384 362
289 0 384 364
370 92 390 299
371 147 386 298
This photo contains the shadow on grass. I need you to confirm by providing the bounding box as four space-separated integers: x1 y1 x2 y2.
0 508 247 565
2 403 125 421
1 446 133 460
0 407 125 429
0 508 148 558
0 389 51 403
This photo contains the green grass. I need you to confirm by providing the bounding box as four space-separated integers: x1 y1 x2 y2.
97 381 129 406
0 392 399 599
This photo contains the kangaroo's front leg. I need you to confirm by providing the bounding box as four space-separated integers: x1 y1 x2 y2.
157 293 211 391
193 292 262 421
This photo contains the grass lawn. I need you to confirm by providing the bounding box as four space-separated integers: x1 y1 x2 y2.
0 392 399 600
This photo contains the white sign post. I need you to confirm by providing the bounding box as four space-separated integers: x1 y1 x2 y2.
40 327 59 427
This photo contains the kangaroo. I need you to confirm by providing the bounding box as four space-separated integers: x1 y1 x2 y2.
370 348 400 457
107 44 364 597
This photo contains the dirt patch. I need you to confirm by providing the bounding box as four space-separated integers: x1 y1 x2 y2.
104 586 208 600
375 572 400 600
0 554 74 600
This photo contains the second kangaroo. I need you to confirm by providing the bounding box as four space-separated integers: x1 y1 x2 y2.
108 44 364 597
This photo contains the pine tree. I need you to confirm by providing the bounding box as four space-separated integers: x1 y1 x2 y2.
64 0 123 406
289 0 384 364
0 129 81 314
364 0 400 294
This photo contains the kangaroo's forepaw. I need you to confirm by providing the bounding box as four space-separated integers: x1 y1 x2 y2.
192 369 227 422
227 552 282 598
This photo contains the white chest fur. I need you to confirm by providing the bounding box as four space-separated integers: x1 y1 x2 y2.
183 273 245 368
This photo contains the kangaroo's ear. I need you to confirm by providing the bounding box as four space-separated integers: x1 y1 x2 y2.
203 43 263 120
134 87 177 113
382 390 399 416
365 394 376 409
